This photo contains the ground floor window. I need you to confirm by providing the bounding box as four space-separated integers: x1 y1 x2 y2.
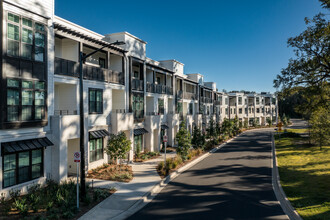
134 135 143 153
3 149 43 188
89 137 104 162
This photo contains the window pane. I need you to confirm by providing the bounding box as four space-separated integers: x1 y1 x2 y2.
22 106 32 121
36 82 45 90
35 47 44 62
90 140 95 151
7 79 19 87
7 106 18 121
96 138 103 149
90 101 95 113
22 28 33 44
19 152 30 167
7 89 19 105
4 170 16 188
22 90 33 105
18 166 30 183
96 91 102 102
89 90 95 101
32 164 42 179
22 81 33 89
7 23 19 40
22 44 32 59
32 150 42 164
4 154 16 171
22 18 32 27
35 23 45 32
35 91 45 106
35 106 44 120
8 13 19 23
35 33 45 47
7 40 19 57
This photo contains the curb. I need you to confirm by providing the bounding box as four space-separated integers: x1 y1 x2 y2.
111 135 240 220
271 133 303 220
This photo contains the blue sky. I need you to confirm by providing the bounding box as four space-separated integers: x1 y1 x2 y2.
55 0 326 93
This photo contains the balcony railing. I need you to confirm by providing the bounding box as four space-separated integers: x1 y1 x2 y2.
214 100 221 105
54 110 78 116
183 92 198 100
176 91 183 100
146 82 173 95
200 97 212 103
132 78 144 91
133 110 145 122
55 57 124 85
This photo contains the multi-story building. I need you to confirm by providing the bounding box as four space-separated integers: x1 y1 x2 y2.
0 0 278 195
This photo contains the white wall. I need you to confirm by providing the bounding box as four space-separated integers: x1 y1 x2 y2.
110 54 123 72
54 83 77 112
5 0 54 18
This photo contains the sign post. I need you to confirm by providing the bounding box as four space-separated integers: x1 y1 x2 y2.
163 135 168 167
74 152 81 210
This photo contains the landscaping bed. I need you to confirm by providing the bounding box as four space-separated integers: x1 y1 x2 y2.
134 151 160 162
87 163 133 182
0 180 115 220
275 131 330 220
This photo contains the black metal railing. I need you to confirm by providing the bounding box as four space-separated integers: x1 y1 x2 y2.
146 82 173 95
54 110 78 116
55 57 124 85
114 109 128 113
132 78 144 91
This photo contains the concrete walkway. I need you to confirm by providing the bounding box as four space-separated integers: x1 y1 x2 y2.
79 153 176 220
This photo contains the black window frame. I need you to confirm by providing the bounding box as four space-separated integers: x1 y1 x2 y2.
88 88 103 114
2 148 44 188
89 135 104 163
6 78 46 122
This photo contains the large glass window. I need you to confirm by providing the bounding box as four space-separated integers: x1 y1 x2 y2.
3 149 43 188
6 13 46 61
158 99 164 115
89 89 103 114
134 135 143 153
6 79 46 122
132 93 144 119
89 137 104 162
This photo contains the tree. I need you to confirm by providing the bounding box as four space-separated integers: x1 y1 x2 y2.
191 126 205 149
206 117 216 139
266 117 272 127
176 120 192 161
221 118 233 137
243 119 249 129
232 116 240 135
310 107 330 150
106 132 131 165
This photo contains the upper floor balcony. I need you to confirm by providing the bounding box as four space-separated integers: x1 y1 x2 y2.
200 97 213 103
132 78 144 91
183 92 198 100
146 82 173 95
55 57 124 84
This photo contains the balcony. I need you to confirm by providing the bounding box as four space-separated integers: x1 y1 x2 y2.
176 91 183 100
201 97 212 103
146 82 173 95
133 110 145 123
132 78 144 91
214 100 221 105
54 57 124 85
183 92 198 100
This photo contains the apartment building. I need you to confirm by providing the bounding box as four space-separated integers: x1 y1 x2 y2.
0 0 278 195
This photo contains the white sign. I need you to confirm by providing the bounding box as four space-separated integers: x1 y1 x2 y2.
163 135 168 143
74 151 81 163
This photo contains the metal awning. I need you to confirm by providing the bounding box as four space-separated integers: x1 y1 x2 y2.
89 129 110 139
134 128 149 136
161 124 169 130
1 137 54 155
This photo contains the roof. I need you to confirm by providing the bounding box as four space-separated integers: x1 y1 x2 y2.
134 128 149 135
89 129 110 139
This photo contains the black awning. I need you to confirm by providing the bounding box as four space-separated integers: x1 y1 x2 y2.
161 124 169 130
1 137 54 155
134 128 149 136
89 129 110 139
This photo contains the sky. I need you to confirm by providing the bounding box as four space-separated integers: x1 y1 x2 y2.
55 0 327 93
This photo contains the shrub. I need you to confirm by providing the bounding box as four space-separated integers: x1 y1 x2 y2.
176 120 192 161
204 140 214 151
14 198 29 217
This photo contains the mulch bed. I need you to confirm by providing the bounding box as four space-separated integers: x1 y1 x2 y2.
87 164 133 182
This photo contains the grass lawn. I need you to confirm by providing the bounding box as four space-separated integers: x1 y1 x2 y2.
275 132 330 220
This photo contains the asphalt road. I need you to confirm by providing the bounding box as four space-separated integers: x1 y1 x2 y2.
127 129 287 220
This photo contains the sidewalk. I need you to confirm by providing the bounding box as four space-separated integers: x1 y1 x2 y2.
79 153 176 220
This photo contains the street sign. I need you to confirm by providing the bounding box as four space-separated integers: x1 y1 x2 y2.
74 152 81 163
163 135 168 143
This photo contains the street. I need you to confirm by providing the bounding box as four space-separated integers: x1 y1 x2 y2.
128 129 287 220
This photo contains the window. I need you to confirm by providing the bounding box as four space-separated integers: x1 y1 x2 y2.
7 13 46 61
188 103 193 115
225 108 228 114
99 58 106 68
272 98 276 105
132 93 144 119
6 79 46 122
245 108 248 114
158 99 164 115
134 135 143 153
156 77 161 85
89 137 103 162
177 102 183 114
257 108 260 113
239 108 242 114
133 71 139 78
256 97 260 105
225 98 228 105
245 98 248 105
3 149 43 188
89 89 103 114
238 97 242 105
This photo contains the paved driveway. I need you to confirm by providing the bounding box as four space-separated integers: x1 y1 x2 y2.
128 129 287 220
